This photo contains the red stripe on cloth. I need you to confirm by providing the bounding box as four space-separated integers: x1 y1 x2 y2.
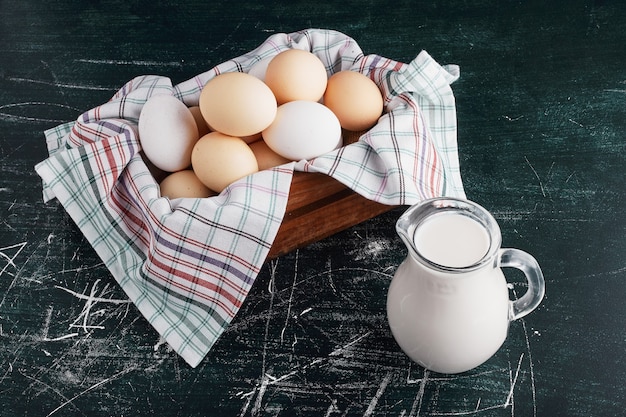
110 180 151 249
148 254 243 312
70 119 113 147
109 167 248 312
118 167 257 301
429 138 442 197
153 233 255 300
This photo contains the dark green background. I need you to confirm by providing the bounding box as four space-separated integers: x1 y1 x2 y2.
1 1 624 416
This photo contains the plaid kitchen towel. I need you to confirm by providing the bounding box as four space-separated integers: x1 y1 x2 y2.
35 28 465 367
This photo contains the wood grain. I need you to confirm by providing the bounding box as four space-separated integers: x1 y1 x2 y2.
267 172 395 259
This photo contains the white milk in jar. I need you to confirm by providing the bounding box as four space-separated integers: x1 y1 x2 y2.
414 213 490 268
387 198 544 374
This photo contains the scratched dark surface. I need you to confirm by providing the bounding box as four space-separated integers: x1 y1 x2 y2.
1 1 625 416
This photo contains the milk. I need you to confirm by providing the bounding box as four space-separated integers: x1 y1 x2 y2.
388 197 545 373
414 213 490 268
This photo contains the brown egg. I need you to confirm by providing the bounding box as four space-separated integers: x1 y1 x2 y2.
264 49 328 105
188 106 211 137
199 72 277 137
323 70 384 131
240 131 263 144
159 170 215 199
249 140 292 171
191 132 259 193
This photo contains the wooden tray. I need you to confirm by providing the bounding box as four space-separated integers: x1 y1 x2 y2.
267 130 397 259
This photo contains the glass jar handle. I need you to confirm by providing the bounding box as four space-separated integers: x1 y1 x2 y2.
499 248 546 321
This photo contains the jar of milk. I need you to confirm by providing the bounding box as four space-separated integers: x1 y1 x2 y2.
386 197 545 374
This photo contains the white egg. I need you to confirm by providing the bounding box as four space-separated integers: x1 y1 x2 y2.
138 95 200 172
262 101 342 161
247 56 273 82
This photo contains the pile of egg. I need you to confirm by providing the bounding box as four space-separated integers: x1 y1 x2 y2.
138 49 384 199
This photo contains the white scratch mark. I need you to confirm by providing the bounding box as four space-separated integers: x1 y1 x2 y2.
291 334 298 353
204 19 245 54
79 280 104 333
363 372 392 417
74 58 183 68
324 399 339 417
510 288 538 417
238 390 255 417
0 102 81 123
568 118 584 128
36 262 105 282
505 353 525 407
45 367 135 417
408 369 429 417
153 336 167 351
54 281 130 305
251 375 270 417
299 307 313 316
0 241 27 277
54 279 130 335
429 403 511 415
242 331 374 414
7 76 116 91
42 305 53 340
524 156 546 198
261 260 279 377
329 331 372 356
520 319 538 417
42 333 79 342
0 242 28 311
69 323 105 330
19 369 77 412
326 256 338 294
280 250 298 344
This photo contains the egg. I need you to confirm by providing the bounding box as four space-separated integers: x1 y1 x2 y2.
262 100 342 161
323 70 384 131
159 169 215 199
188 105 211 137
191 132 259 193
138 95 200 172
199 72 277 138
264 49 328 104
249 140 292 171
248 56 273 81
240 132 263 144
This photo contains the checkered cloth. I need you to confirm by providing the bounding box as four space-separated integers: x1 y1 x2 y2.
35 29 465 367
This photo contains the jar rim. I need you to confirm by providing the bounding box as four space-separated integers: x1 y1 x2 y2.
396 197 502 273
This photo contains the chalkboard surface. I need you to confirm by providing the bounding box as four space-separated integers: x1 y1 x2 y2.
1 1 625 416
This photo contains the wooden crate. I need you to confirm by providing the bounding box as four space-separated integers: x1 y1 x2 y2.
267 130 396 259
